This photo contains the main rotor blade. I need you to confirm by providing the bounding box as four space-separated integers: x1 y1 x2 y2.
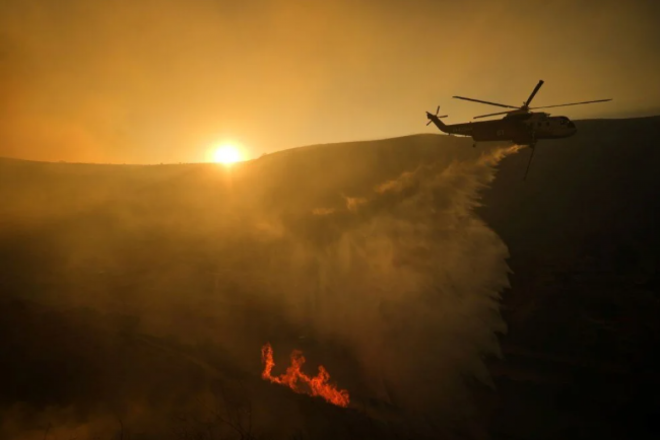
523 80 544 108
473 110 513 119
453 96 518 109
530 98 613 110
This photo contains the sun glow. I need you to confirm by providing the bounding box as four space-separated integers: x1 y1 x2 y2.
210 143 243 165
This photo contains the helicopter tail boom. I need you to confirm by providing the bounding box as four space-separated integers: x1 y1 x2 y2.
426 106 450 133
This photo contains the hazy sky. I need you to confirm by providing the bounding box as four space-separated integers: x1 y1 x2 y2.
1 0 659 163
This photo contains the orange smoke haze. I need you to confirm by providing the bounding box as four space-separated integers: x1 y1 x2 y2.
1 0 658 163
261 343 350 408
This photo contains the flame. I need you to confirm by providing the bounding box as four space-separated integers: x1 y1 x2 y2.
260 343 350 408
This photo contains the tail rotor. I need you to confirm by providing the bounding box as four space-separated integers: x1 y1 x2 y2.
426 105 448 125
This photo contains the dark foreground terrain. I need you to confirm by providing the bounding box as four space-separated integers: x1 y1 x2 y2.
1 116 659 438
478 116 660 438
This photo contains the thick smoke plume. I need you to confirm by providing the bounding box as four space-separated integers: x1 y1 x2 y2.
0 141 522 437
252 145 520 419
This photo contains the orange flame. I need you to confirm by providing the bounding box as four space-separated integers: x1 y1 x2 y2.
261 343 350 408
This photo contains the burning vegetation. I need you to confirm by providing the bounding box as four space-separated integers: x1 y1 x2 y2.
261 343 350 408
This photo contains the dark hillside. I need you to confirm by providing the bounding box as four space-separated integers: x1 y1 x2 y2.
1 116 659 438
478 116 660 438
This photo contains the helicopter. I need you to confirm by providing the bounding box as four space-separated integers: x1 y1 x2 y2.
425 80 612 179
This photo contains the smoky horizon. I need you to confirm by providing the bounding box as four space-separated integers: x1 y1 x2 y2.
1 0 659 163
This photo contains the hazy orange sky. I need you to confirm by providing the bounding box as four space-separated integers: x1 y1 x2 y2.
1 0 659 163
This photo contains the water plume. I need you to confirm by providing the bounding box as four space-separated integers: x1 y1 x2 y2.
266 144 522 420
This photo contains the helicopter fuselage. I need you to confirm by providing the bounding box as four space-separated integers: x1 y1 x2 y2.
426 79 610 179
443 113 577 145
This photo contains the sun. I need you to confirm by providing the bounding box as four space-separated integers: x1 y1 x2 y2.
211 144 243 165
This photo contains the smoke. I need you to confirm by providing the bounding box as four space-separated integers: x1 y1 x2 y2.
0 404 122 440
0 139 522 436
253 145 520 419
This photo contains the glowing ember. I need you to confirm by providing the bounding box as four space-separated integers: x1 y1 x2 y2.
260 343 350 408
